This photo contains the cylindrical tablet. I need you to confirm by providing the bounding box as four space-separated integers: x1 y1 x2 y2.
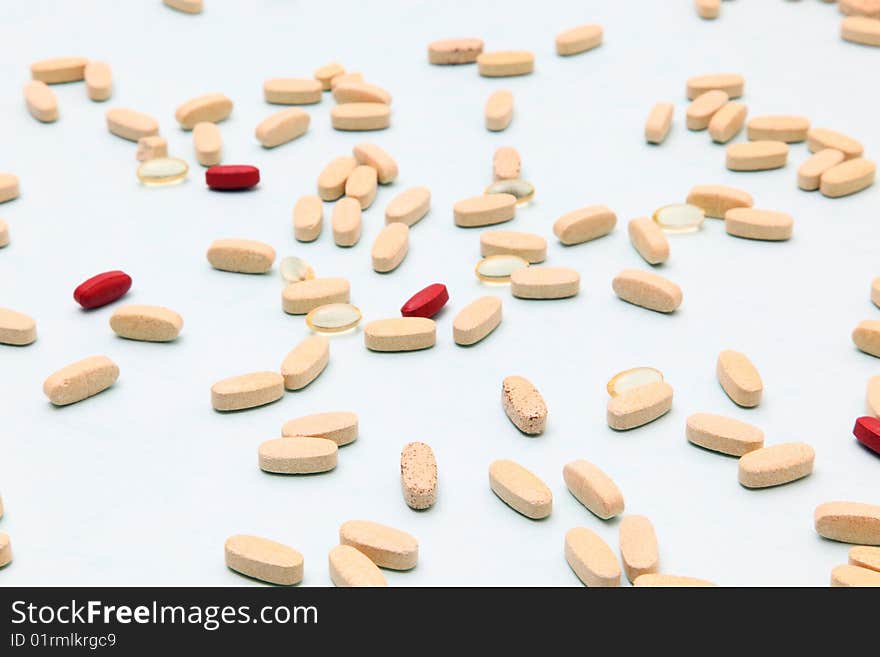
106 108 159 141
282 411 358 446
612 269 682 313
207 239 275 274
109 305 183 342
480 230 546 263
724 208 793 241
454 194 516 227
175 93 233 129
210 372 284 411
726 141 789 171
255 108 310 147
331 103 390 131
717 349 763 407
556 24 603 56
686 413 764 456
428 38 484 64
564 527 620 587
43 355 119 406
511 267 579 300
562 459 624 519
258 437 338 474
738 442 815 488
686 73 744 100
747 115 810 142
224 534 303 586
401 442 437 510
364 317 435 352
607 381 674 430
553 205 617 245
280 334 329 390
31 57 88 83
264 78 323 105
339 520 418 570
477 51 534 77
489 459 552 519
619 516 659 583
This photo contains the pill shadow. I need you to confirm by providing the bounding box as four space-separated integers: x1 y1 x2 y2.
856 442 880 459
45 384 120 410
737 474 815 492
212 397 284 414
686 442 741 459
207 187 260 194
225 566 302 587
259 469 337 479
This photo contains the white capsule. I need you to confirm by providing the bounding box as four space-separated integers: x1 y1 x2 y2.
653 203 705 233
306 303 362 333
136 157 189 186
279 256 315 285
475 254 529 284
485 179 535 206
606 367 664 397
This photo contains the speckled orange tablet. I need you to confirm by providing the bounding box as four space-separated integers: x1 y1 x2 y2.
628 217 669 265
686 413 764 456
401 442 437 510
686 73 744 100
454 194 516 227
339 520 418 570
511 266 580 300
282 278 350 314
175 93 233 129
31 56 88 83
686 90 727 130
849 545 880 572
331 103 390 131
798 149 845 191
453 296 502 346
282 411 358 446
485 90 514 131
385 186 430 226
725 208 793 241
565 527 620 587
556 24 603 55
207 239 275 274
331 197 362 247
364 317 436 352
477 51 534 77
371 223 409 273
225 534 303 585
807 128 863 159
489 459 552 519
708 102 747 144
43 355 119 406
211 372 284 411
726 141 788 171
607 381 673 430
563 459 624 519
619 516 659 583
280 335 329 390
832 564 880 587
815 501 880 545
328 545 387 587
428 38 484 64
820 158 875 198
747 115 810 142
502 375 547 435
480 230 546 263
258 437 338 474
634 574 716 587
110 305 183 342
738 442 814 488
717 349 762 407
293 194 323 242
612 269 682 313
353 143 398 183
0 308 36 345
686 184 753 218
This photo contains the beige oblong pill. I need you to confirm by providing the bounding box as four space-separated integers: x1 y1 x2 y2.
31 57 88 84
372 223 409 273
317 155 357 201
175 93 233 129
106 108 159 141
84 61 112 102
489 459 552 519
0 173 19 204
696 0 721 18
282 278 350 315
686 90 728 130
511 266 580 300
0 308 36 346
110 305 183 342
164 0 202 13
0 532 10 568
849 545 880 572
43 355 119 406
820 158 875 198
331 103 390 131
562 459 624 519
345 165 378 209
628 217 669 265
485 90 513 131
477 51 534 77
314 62 345 90
24 81 58 123
293 194 322 242
193 121 222 166
258 437 337 474
329 545 387 587
708 101 747 144
256 108 310 147
726 141 788 171
564 527 620 587
364 317 435 352
454 194 516 227
401 442 437 510
725 208 793 241
136 136 167 161
738 442 815 488
333 82 392 105
717 349 762 407
353 143 398 183
815 502 880 545
613 269 682 313
211 371 284 411
224 534 303 585
634 573 715 587
480 230 546 263
0 219 7 248
428 38 484 64
332 197 362 247
280 335 329 391
798 149 845 191
842 16 880 46
832 564 880 587
556 24 603 56
453 296 502 346
853 320 880 357
840 0 880 18
644 102 674 144
207 238 275 274
747 115 810 143
868 375 880 416
502 375 547 435
282 411 358 446
686 73 744 100
607 381 674 431
686 184 753 218
553 205 617 245
686 413 764 456
385 186 430 226
493 147 521 180
619 516 659 583
264 78 322 105
339 520 418 570
807 128 863 159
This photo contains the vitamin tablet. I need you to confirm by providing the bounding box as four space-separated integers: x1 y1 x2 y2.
331 72 363 90
74 270 132 309
281 334 329 390
832 564 880 587
815 502 880 545
136 136 167 161
553 205 616 245
137 157 188 185
686 413 764 456
696 0 720 18
840 0 880 17
798 149 845 191
556 24 603 56
282 411 358 446
644 102 674 144
485 90 514 131
686 73 744 100
725 208 793 241
853 416 880 455
619 516 659 583
293 196 323 242
164 0 202 13
453 296 502 345
306 303 362 334
332 197 362 247
224 534 303 585
175 93 233 129
612 269 682 313
401 283 449 318
493 147 521 180
30 57 88 84
314 62 345 90
0 174 20 203
686 90 728 130
364 317 436 352
193 121 222 166
807 128 863 159
258 437 338 474
345 165 378 209
282 278 350 314
353 143 398 183
280 256 315 285
511 266 580 299
385 186 430 226
854 320 880 357
562 459 624 519
331 103 390 131
867 376 880 416
0 533 11 568
0 308 37 346
849 545 880 572
263 78 323 105
652 204 704 233
564 527 620 587
738 442 814 488
110 305 183 342
708 102 747 144
717 349 763 407
333 81 392 105
633 574 715 587
820 158 875 198
339 520 418 570
328 545 387 587
0 219 7 248
686 184 753 218
480 230 546 263
454 194 516 227
106 108 159 141
317 155 357 200
485 179 534 205
207 239 275 274
372 223 409 273
606 367 663 397
842 16 880 46
477 51 534 77
607 381 673 430
874 278 880 307
401 442 437 510
43 355 119 406
502 375 547 435
628 216 670 264
211 372 284 411
206 164 259 190
747 115 809 143
428 38 484 64
726 141 788 171
489 459 552 519
256 107 310 147
24 81 58 122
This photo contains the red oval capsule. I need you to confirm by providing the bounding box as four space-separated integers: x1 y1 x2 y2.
74 271 132 309
205 165 260 190
401 283 449 318
854 416 880 456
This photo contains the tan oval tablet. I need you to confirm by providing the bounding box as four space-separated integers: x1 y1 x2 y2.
840 0 880 18
619 516 659 583
256 107 310 147
454 194 516 227
43 355 119 406
562 459 624 519
607 381 673 430
331 103 390 131
317 155 357 200
493 146 521 180
849 545 880 572
224 534 303 585
345 165 378 209
23 81 58 123
0 174 18 204
815 502 880 545
489 459 552 519
842 16 880 46
747 115 810 143
175 93 233 129
136 136 167 161
511 266 580 300
31 56 88 84
480 230 546 263
798 149 845 191
485 90 514 131
352 143 398 183
339 520 418 570
211 371 283 411
371 223 409 273
281 335 329 390
401 442 437 510
477 50 534 77
109 305 182 342
428 37 484 64
502 375 547 435
807 128 863 159
258 437 337 474
207 238 275 274
282 411 358 446
364 317 435 352
329 544 387 587
696 0 721 18
193 121 222 166
385 186 430 226
832 564 880 587
314 62 345 90
331 197 362 247
686 184 753 218
556 24 603 56
686 412 764 456
725 208 793 241
853 320 880 357
164 0 202 13
553 205 617 245
264 78 323 105
0 308 36 345
628 216 670 265
0 532 10 568
331 73 362 90
644 101 674 144
0 219 7 247
686 73 744 100
293 194 323 242
333 81 392 105
820 158 875 198
726 140 788 171
634 574 716 587
717 349 762 407
738 442 815 488
453 296 502 346
613 269 682 313
84 61 112 102
106 108 159 141
708 101 747 144
282 278 350 315
686 90 728 130
564 527 620 587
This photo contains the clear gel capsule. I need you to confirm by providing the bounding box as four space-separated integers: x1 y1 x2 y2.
652 203 705 233
280 256 315 285
606 367 664 397
475 254 529 284
137 157 189 186
306 303 362 333
485 179 535 206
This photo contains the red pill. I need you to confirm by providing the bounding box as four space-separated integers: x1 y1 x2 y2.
205 165 260 190
401 283 449 318
854 416 880 456
74 270 132 309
